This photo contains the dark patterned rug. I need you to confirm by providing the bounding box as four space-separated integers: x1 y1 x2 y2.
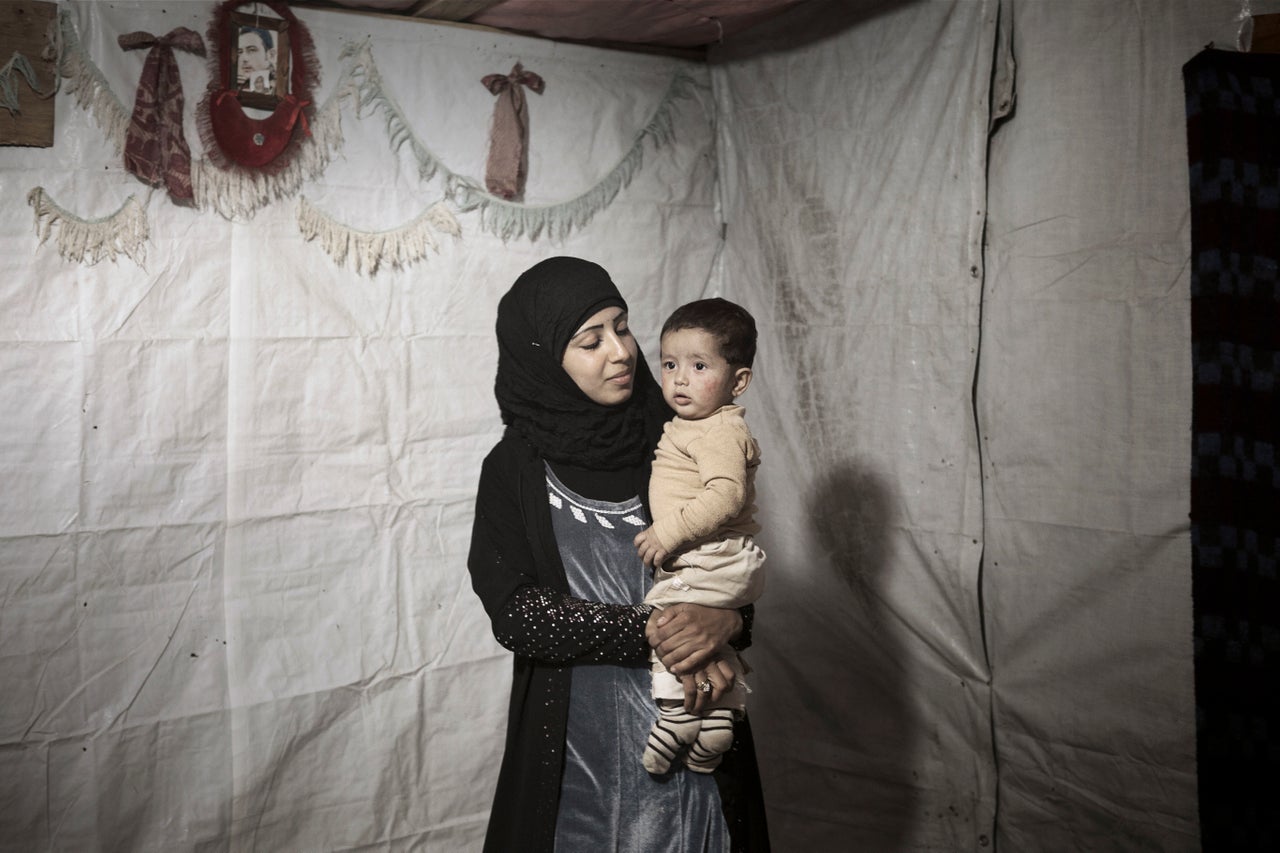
1185 47 1280 853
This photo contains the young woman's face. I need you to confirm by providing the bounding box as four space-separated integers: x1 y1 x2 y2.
561 306 638 406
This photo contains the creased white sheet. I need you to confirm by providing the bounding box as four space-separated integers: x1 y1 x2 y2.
3 0 1272 849
710 0 1266 850
711 2 999 848
1 2 719 849
977 2 1261 850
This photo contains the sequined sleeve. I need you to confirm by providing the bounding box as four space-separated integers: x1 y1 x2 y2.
493 587 653 664
467 438 656 666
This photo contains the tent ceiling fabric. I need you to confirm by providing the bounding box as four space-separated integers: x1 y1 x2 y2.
315 0 809 49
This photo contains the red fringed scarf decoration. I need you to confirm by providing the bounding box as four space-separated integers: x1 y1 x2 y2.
481 63 544 200
118 28 206 204
198 0 319 173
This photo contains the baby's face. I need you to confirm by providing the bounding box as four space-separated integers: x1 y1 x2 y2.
658 327 742 420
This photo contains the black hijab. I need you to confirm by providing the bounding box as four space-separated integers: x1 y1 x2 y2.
494 257 669 470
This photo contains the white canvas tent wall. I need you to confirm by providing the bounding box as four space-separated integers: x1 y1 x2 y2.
0 0 1264 849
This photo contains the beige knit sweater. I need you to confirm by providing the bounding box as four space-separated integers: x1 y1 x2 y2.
649 404 761 554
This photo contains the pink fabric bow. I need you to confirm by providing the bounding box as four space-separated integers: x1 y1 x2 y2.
119 28 206 204
481 63 545 200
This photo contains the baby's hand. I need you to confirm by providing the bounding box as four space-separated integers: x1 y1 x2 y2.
634 527 668 568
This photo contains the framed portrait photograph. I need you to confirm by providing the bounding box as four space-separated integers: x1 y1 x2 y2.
229 10 290 109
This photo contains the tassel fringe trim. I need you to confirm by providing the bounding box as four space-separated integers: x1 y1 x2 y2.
28 187 148 267
56 6 353 221
45 12 701 269
56 8 130 153
297 196 461 276
190 88 351 220
344 39 699 242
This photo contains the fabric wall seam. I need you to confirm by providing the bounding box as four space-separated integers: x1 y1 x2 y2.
975 0 1017 849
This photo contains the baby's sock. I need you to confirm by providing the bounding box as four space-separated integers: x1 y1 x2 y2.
643 700 702 775
685 708 735 774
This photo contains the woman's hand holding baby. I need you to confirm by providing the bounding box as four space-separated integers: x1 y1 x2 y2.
646 602 741 677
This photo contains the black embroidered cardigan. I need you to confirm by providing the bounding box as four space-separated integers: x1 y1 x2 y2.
466 429 769 853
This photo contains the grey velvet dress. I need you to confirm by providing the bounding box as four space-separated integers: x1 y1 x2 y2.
546 465 730 853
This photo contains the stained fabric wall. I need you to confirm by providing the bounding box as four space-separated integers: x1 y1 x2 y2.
713 0 1272 850
979 3 1240 848
712 2 999 848
0 2 721 848
1 0 1271 850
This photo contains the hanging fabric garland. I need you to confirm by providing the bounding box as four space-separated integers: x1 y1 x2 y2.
297 196 461 276
347 43 701 242
54 6 130 152
198 0 319 172
51 5 350 224
481 62 544 201
118 28 205 205
28 187 148 267
46 6 700 249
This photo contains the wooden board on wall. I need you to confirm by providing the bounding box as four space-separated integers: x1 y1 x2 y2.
1 0 58 147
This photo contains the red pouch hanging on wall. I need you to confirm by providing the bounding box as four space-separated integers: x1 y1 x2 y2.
198 0 318 173
208 89 308 168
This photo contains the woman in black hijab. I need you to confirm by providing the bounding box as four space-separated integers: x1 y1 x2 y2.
468 257 769 852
